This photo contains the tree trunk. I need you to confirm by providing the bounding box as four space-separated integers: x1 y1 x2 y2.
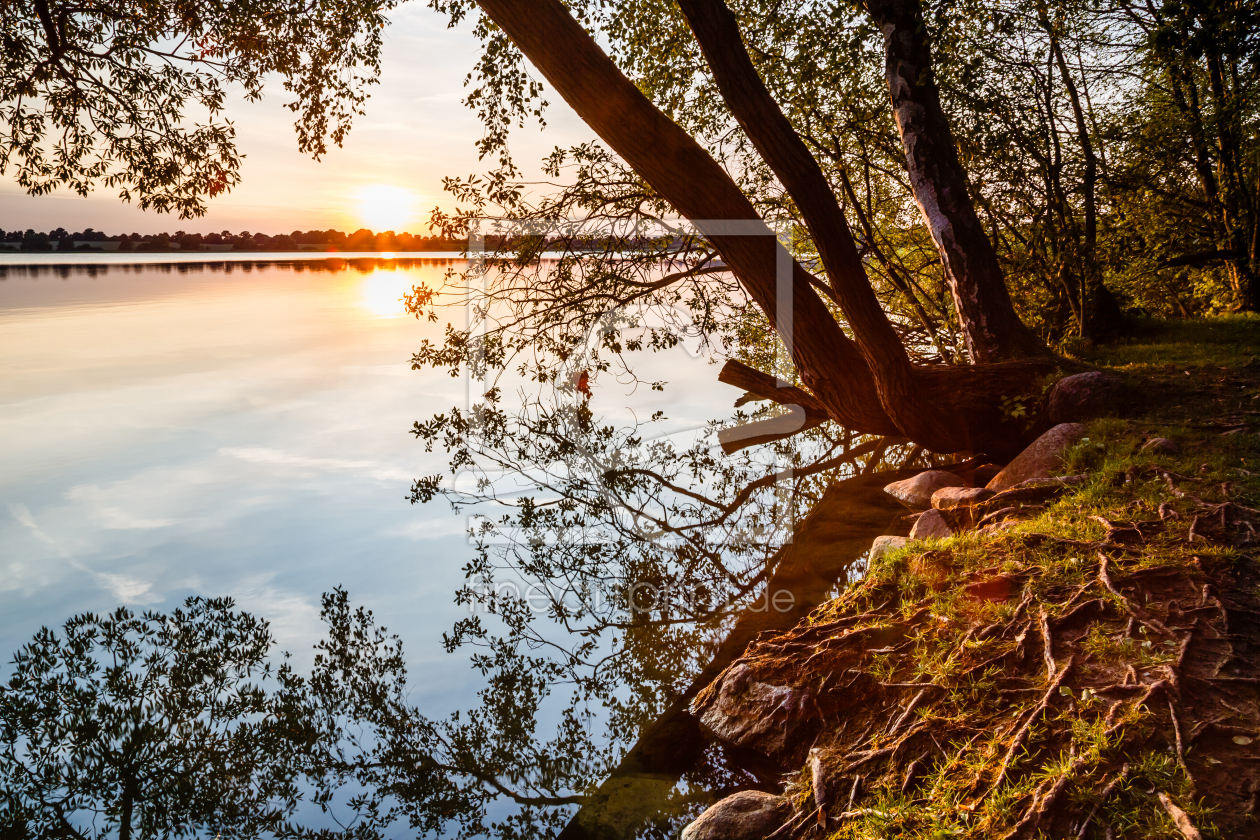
473 0 1063 457
1044 16 1122 339
1204 50 1260 311
674 0 964 449
863 0 1050 363
1166 62 1259 310
473 0 976 446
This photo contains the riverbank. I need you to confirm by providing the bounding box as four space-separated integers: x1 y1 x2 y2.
682 316 1260 839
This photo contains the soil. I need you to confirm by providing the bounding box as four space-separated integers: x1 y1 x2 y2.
687 352 1260 838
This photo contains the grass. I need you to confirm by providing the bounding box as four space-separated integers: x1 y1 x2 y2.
758 317 1260 839
1079 313 1260 370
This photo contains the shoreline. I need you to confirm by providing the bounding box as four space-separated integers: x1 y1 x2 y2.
0 250 470 267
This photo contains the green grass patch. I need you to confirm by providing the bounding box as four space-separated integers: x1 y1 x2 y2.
1080 313 1260 370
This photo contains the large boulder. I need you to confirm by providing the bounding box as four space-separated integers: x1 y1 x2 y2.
909 508 953 540
884 470 966 509
1046 371 1125 423
987 423 1087 493
680 791 790 840
693 663 815 757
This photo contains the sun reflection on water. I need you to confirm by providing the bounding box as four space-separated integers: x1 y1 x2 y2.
358 269 413 317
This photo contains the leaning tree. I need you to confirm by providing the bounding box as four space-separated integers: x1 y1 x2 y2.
6 0 1212 837
424 0 1081 466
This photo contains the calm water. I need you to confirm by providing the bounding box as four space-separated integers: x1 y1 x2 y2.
0 253 723 716
0 254 487 711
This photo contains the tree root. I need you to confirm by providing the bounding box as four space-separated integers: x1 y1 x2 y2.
1158 792 1204 840
983 656 1075 802
1075 765 1129 839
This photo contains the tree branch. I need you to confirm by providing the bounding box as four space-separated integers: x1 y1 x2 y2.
473 0 904 441
675 0 964 449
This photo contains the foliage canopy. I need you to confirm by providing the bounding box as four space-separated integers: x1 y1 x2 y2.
1 0 394 217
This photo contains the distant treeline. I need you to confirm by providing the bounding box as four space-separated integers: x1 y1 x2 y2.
0 227 465 252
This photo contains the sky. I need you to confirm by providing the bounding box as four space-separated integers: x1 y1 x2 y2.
0 4 593 237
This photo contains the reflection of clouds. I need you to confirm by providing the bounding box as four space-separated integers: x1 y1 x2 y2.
7 502 159 603
391 518 472 541
0 257 731 698
94 572 159 604
232 576 322 652
66 485 176 530
8 503 49 544
220 447 414 483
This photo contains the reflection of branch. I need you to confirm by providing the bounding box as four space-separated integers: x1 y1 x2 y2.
604 437 899 531
432 757 589 807
351 750 590 808
48 800 91 840
717 404 824 454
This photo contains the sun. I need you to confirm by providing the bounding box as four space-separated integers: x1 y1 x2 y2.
355 184 416 232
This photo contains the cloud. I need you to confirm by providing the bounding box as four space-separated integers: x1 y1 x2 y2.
7 503 158 603
220 446 413 483
64 485 176 530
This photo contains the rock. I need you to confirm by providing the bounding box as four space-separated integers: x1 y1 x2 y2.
884 470 966 509
1046 371 1125 423
1142 437 1180 455
931 486 996 511
932 487 997 531
869 535 909 560
1006 474 1088 491
680 791 790 840
973 464 1002 486
910 508 953 540
693 663 815 757
975 475 1087 516
986 424 1088 493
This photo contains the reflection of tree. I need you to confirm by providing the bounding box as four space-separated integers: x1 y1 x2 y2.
400 381 922 837
0 598 306 839
392 219 935 837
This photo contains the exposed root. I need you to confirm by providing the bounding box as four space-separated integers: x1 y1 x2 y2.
1158 792 1204 840
985 656 1075 802
1076 764 1129 839
687 417 1260 839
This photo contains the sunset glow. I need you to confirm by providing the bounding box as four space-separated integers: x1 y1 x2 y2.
356 184 416 233
358 270 412 317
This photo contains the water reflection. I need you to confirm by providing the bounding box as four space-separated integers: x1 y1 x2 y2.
0 254 749 839
0 258 474 706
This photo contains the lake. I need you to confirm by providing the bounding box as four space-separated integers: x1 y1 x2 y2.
0 252 726 725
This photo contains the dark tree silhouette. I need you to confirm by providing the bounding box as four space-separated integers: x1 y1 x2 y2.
0 598 305 840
